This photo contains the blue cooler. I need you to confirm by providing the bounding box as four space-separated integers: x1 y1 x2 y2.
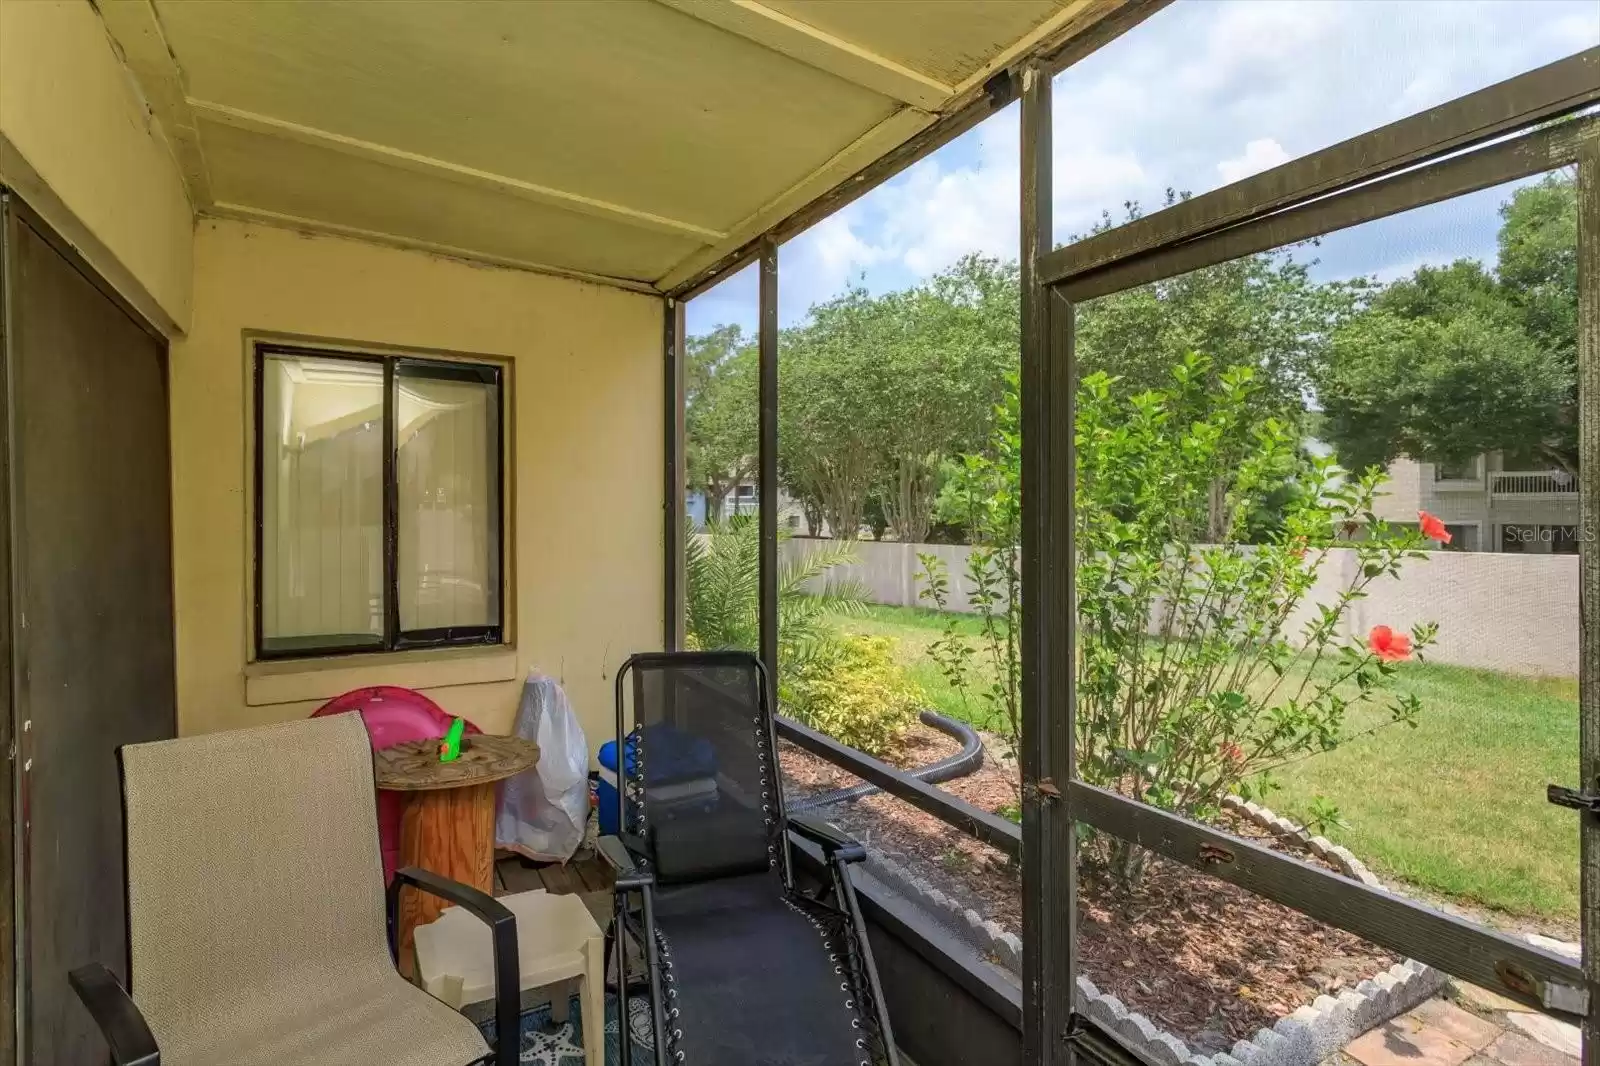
597 726 721 836
595 734 635 837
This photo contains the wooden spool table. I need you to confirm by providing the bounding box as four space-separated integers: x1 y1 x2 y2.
375 734 540 976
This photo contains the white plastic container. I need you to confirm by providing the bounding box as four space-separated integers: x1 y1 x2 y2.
413 888 605 1064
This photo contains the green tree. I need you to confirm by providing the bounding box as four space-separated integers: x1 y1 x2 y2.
1073 196 1354 422
1315 270 1569 472
703 200 1359 547
1499 172 1578 364
1072 197 1358 540
875 256 1017 542
777 288 887 539
685 325 758 518
1076 252 1348 421
777 256 1018 543
1313 173 1577 472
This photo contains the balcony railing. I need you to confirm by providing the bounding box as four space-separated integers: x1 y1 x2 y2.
1489 470 1578 496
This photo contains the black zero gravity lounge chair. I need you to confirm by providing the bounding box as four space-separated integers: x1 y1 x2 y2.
599 651 899 1066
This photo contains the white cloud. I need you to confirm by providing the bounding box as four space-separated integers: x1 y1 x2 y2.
1216 138 1291 184
780 207 887 312
870 113 1021 275
895 174 1011 274
852 106 1151 277
1547 10 1600 50
690 0 1600 332
1181 0 1348 101
866 0 1597 280
1392 69 1457 122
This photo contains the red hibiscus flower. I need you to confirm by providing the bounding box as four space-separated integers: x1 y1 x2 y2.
1368 625 1412 662
1418 511 1451 544
1218 741 1245 767
1288 535 1307 560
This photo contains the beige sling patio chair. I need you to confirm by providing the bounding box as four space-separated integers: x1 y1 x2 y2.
67 712 521 1066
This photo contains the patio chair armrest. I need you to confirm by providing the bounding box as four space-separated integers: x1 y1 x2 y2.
790 813 867 864
388 868 519 1066
68 963 160 1066
597 834 654 890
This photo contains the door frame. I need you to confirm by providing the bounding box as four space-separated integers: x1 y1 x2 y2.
0 188 173 1065
1019 48 1600 1066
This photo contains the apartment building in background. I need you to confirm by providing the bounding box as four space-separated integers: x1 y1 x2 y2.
1371 452 1579 553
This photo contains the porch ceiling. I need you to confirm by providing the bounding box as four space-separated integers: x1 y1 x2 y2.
98 0 1135 295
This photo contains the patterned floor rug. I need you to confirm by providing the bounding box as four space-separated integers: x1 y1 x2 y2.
477 992 656 1066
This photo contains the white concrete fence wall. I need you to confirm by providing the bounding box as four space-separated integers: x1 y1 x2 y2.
783 538 1578 677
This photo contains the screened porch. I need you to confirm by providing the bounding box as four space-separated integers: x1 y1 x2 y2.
0 2 1596 1066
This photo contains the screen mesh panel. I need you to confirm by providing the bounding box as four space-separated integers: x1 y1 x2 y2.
628 657 783 884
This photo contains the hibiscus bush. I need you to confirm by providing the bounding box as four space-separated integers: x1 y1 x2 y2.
924 353 1439 884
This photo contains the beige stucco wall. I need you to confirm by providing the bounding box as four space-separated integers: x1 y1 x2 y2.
808 537 1580 676
0 0 193 332
172 218 663 745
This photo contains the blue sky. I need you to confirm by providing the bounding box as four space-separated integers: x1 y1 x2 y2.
687 0 1599 338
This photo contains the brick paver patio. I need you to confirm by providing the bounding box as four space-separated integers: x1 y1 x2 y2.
1332 985 1578 1066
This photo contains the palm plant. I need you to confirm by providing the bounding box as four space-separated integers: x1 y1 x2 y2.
684 515 869 667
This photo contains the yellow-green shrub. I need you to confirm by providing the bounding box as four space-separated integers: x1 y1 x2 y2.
783 636 922 757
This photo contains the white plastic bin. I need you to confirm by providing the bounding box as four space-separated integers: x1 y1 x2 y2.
413 888 604 1065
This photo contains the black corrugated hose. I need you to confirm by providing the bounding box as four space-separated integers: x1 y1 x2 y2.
788 710 984 813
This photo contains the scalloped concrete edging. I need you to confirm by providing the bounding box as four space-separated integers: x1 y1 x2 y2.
1186 797 1446 1066
855 798 1444 1066
1220 796 1384 887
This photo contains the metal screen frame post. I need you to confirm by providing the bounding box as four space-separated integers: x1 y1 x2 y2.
1019 61 1077 1066
1578 132 1600 1066
0 192 21 1066
758 237 779 682
382 358 398 648
664 296 686 651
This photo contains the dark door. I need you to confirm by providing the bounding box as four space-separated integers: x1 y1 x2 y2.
1 196 176 1064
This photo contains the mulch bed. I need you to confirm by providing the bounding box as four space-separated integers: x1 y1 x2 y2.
779 722 1397 1052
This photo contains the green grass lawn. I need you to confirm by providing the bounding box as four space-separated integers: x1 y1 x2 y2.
838 604 1011 730
834 603 1579 923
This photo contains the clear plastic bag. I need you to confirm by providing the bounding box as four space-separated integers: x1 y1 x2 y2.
495 671 589 863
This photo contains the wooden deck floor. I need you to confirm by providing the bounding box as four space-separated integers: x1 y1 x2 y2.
493 849 615 927
494 849 614 894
